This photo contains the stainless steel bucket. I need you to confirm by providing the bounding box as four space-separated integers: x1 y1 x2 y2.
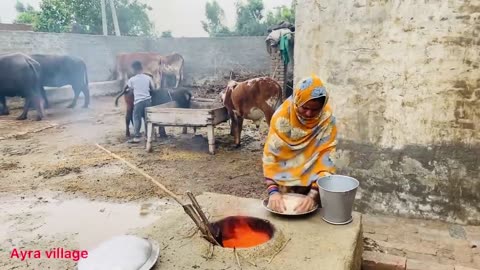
317 175 359 225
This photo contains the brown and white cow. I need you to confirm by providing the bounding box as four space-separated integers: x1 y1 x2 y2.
114 52 163 88
159 53 184 88
114 52 184 89
220 77 283 147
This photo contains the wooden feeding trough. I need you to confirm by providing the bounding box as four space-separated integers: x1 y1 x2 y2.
145 98 229 154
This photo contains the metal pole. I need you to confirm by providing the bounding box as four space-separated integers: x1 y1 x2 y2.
108 0 121 36
100 0 107 35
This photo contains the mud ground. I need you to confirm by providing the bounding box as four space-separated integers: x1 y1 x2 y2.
2 94 479 270
0 94 269 269
0 96 267 200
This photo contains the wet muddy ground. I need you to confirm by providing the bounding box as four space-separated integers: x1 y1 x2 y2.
0 94 269 269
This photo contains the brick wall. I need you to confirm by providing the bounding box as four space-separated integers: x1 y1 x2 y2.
270 47 286 99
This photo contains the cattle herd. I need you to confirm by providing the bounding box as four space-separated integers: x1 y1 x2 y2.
0 51 283 147
0 53 90 121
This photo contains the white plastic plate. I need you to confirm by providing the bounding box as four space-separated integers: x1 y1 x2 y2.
77 235 160 270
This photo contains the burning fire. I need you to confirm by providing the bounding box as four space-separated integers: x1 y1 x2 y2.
215 216 273 248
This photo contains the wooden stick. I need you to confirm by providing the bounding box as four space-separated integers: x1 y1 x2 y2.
268 238 291 263
183 204 209 237
201 243 215 260
185 203 210 241
95 143 184 205
187 191 211 227
187 191 221 246
234 248 242 269
207 243 215 259
95 144 221 245
270 63 279 79
229 173 250 180
183 227 200 239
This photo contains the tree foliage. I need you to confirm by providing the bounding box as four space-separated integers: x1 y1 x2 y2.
234 0 267 36
265 1 296 26
15 1 35 13
14 1 38 24
161 30 173 38
14 0 154 36
202 0 296 37
35 0 72 32
201 0 231 37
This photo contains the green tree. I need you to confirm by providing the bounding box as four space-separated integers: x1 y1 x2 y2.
35 0 72 32
14 1 39 24
113 0 153 36
15 0 153 36
161 30 173 38
234 0 268 36
202 0 295 37
201 0 231 37
265 1 296 26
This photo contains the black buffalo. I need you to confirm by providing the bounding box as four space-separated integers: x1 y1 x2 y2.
30 54 90 109
0 53 44 121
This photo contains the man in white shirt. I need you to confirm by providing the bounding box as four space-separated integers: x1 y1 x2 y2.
126 61 154 143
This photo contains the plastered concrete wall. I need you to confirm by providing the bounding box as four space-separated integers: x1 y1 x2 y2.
0 31 269 84
295 0 480 224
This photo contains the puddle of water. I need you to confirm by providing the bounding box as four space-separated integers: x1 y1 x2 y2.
0 195 174 249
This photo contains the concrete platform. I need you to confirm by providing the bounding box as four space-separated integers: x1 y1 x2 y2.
136 192 363 270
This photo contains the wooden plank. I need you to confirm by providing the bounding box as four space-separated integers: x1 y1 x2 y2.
191 102 224 110
193 98 216 102
149 100 224 111
211 107 230 125
153 101 178 109
147 110 212 126
145 100 226 130
147 106 212 114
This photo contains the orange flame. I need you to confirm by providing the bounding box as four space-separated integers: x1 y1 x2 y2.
219 217 271 248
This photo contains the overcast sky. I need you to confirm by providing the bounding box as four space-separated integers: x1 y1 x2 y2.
0 0 293 37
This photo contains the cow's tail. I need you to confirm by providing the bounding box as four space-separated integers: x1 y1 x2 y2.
115 88 127 107
25 57 45 116
179 58 184 85
25 58 42 95
185 90 192 106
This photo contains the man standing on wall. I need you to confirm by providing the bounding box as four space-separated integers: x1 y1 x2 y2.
127 61 154 143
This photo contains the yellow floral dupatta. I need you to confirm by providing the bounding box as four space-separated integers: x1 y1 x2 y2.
263 75 337 187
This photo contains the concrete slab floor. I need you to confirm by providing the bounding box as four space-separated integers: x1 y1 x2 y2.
136 192 363 270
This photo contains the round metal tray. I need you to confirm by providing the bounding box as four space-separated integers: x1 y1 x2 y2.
262 193 318 216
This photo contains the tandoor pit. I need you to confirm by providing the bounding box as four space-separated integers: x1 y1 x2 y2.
213 216 274 248
135 193 363 270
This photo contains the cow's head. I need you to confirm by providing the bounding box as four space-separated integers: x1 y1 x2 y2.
220 80 238 113
220 80 238 103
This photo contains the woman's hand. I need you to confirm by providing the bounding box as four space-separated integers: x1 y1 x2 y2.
294 196 315 213
268 193 286 213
